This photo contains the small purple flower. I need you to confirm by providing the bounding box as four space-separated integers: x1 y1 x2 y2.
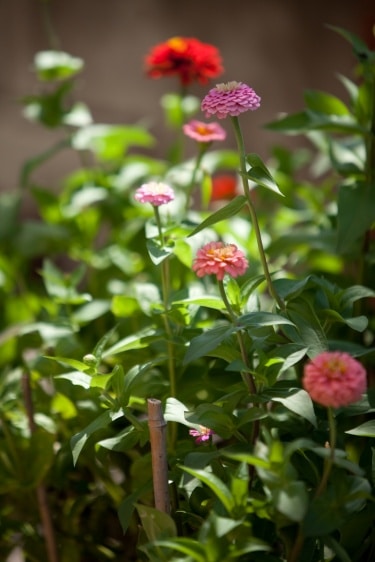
134 181 175 207
201 81 261 119
189 425 214 444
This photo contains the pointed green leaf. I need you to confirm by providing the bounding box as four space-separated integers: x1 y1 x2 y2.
179 465 235 514
187 195 247 237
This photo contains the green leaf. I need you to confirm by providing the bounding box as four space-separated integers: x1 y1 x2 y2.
34 50 84 81
269 388 317 427
337 182 375 254
72 124 155 160
327 25 373 63
238 311 295 329
102 327 159 358
246 153 284 196
153 538 206 562
146 239 174 265
174 295 225 311
183 324 234 364
179 465 235 514
164 397 197 428
304 90 350 116
187 195 247 237
135 503 177 543
71 409 124 464
345 420 375 437
272 480 309 522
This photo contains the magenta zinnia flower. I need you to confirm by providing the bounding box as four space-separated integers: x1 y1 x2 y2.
183 120 226 143
134 182 175 207
189 425 214 444
303 351 367 408
201 81 261 119
192 241 248 281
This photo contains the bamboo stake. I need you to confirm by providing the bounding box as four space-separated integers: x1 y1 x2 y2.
147 398 170 514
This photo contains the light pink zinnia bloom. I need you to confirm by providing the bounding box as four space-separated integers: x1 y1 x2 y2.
192 241 248 281
303 351 367 408
201 81 261 119
183 120 226 143
189 426 214 443
134 182 175 207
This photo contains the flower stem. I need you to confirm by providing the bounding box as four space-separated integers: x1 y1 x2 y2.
153 205 165 246
315 407 336 498
185 144 207 211
217 280 256 395
230 116 284 309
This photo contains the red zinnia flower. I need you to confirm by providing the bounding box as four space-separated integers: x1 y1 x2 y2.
210 173 238 201
145 37 224 86
303 351 367 408
192 241 248 281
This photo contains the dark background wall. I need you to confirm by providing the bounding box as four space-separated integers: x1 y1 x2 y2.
0 0 373 191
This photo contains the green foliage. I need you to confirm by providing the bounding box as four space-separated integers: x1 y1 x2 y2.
1 24 374 562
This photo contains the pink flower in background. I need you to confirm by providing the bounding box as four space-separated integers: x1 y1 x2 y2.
183 120 226 143
303 351 367 408
193 241 248 281
189 425 214 443
201 81 261 119
134 182 175 206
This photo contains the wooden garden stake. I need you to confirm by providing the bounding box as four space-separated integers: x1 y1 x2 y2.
147 398 170 514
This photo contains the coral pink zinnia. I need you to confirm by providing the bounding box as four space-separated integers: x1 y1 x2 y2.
134 182 175 207
145 37 223 86
192 241 248 281
303 351 367 408
201 81 261 119
183 120 226 143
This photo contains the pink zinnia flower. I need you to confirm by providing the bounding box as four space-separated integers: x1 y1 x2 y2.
134 182 175 207
192 241 248 281
183 120 226 143
189 425 214 444
201 81 261 119
303 351 367 408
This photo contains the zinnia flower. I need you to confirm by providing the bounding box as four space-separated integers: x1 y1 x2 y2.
302 351 367 408
201 81 261 119
189 425 214 444
183 120 226 143
210 173 238 201
145 37 223 86
134 182 175 206
192 241 248 281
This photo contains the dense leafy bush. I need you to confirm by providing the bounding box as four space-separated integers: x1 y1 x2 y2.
0 26 374 562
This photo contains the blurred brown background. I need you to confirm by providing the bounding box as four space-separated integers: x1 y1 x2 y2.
0 0 374 191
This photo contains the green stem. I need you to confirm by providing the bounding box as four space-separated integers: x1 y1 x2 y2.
230 116 284 309
185 144 207 212
288 526 305 562
315 407 336 498
153 206 177 444
217 280 256 395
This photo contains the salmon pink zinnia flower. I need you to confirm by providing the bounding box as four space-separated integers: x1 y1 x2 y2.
189 426 214 444
303 351 367 408
201 81 261 119
134 182 175 207
145 37 223 86
183 120 226 143
193 241 248 281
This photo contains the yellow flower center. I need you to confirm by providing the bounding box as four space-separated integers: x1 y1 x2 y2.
207 245 233 260
167 37 187 52
216 81 241 91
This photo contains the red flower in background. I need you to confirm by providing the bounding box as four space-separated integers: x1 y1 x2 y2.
145 37 223 86
210 173 238 201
